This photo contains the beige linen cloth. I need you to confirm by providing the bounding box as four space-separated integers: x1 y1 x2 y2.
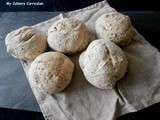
21 1 160 120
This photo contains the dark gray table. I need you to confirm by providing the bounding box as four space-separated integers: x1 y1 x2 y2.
0 11 160 113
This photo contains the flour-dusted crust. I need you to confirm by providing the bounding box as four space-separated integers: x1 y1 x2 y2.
5 26 47 60
95 12 135 46
47 18 90 54
29 52 74 94
79 39 128 89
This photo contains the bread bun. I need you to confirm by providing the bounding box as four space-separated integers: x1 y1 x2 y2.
5 26 47 60
47 18 90 54
95 12 135 46
79 39 128 89
29 52 74 94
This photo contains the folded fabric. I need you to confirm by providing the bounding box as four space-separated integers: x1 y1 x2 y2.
21 1 160 120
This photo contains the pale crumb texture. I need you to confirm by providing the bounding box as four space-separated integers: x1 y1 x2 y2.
95 12 135 46
5 26 47 60
29 52 74 94
47 18 90 54
79 39 128 89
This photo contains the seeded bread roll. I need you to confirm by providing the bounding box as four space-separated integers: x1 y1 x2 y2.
5 26 47 60
79 39 128 89
29 52 74 94
95 12 135 46
47 18 90 54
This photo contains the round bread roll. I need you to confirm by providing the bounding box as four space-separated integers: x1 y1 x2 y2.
47 18 90 54
79 39 128 89
29 52 74 94
95 12 135 46
5 26 47 60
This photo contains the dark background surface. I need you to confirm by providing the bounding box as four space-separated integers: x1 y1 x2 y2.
0 0 160 120
0 0 160 11
1 102 160 120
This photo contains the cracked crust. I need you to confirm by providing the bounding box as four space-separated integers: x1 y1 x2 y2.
47 18 90 54
29 52 74 94
95 12 135 46
5 26 47 60
79 39 128 89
